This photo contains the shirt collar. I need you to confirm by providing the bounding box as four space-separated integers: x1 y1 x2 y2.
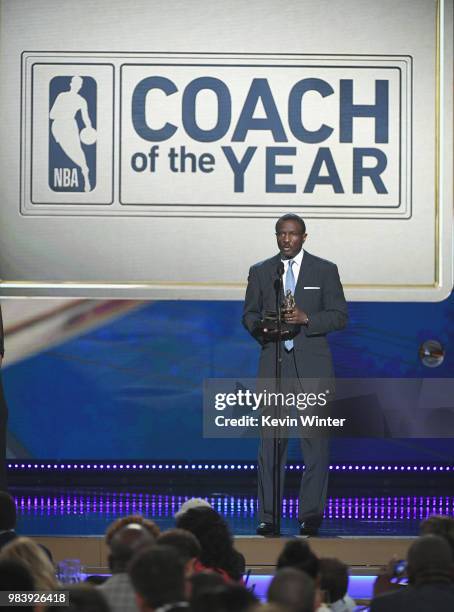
281 248 304 267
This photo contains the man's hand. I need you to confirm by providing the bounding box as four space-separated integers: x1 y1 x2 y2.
262 328 292 341
373 556 407 597
282 307 309 325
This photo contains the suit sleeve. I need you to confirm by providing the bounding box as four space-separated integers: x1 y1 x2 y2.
0 306 4 357
242 265 265 345
305 263 348 336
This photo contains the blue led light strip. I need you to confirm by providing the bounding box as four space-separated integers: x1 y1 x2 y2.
6 462 453 472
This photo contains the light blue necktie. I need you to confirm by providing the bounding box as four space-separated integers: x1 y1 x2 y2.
284 260 295 351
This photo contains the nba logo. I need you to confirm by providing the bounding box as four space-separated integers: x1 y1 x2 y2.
49 76 97 192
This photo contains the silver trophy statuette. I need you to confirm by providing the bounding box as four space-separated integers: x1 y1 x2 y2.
282 290 296 314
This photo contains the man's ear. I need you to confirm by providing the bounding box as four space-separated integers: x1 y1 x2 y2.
135 592 148 612
185 557 197 576
314 587 323 611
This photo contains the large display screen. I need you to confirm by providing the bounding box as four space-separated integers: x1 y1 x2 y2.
0 0 452 300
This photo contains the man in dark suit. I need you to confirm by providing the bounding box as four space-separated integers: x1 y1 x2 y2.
0 306 7 490
0 491 16 549
370 535 454 611
242 213 348 536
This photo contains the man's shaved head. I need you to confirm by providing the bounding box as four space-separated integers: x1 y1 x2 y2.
109 524 155 572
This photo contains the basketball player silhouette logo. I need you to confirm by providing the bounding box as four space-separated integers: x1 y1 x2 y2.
49 75 97 192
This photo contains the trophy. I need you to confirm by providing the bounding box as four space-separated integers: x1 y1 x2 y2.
281 289 296 315
258 290 297 337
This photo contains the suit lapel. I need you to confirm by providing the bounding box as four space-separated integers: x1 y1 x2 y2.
266 254 284 311
267 254 282 285
295 250 314 302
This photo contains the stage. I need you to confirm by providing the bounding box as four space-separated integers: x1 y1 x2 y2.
14 474 453 570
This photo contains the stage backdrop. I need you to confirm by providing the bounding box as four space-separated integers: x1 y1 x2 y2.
3 295 454 462
0 0 452 301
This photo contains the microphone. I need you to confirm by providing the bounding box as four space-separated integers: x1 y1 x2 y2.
277 262 284 277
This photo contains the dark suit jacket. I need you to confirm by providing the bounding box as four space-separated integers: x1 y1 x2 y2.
242 250 348 381
0 306 3 357
0 530 16 550
370 583 454 611
0 306 6 491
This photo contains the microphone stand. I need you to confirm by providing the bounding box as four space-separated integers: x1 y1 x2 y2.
272 264 285 535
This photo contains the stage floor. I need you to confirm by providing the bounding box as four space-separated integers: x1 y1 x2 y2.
11 478 452 606
14 484 453 538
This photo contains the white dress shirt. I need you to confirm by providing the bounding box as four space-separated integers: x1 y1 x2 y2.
281 248 304 286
